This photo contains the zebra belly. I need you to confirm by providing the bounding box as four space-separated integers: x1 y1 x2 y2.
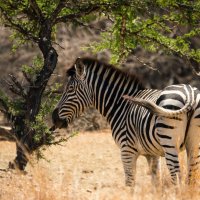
137 142 165 157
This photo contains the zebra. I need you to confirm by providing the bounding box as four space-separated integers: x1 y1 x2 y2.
52 57 200 188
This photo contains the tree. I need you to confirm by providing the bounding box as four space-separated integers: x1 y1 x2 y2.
0 0 108 170
0 0 199 171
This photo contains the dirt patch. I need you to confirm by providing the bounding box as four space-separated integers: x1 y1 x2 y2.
0 130 199 200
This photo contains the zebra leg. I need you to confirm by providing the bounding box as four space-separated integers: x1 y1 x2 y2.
185 124 200 186
121 148 138 188
145 155 160 185
163 148 181 185
156 117 183 185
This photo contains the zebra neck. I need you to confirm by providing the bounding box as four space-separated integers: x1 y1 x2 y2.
86 64 143 124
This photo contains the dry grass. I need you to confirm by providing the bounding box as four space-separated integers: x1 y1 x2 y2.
0 130 199 200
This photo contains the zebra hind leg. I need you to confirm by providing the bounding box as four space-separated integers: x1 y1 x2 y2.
157 122 182 185
185 125 200 187
164 148 181 185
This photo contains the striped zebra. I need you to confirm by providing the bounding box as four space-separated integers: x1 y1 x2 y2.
52 57 200 188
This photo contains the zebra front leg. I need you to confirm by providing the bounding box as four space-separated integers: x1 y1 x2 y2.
121 147 138 190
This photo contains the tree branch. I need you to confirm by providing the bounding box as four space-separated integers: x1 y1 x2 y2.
29 0 44 22
7 74 27 98
55 4 101 24
128 53 158 71
50 0 66 24
22 71 33 85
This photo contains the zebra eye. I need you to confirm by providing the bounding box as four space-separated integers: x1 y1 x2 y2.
68 85 74 90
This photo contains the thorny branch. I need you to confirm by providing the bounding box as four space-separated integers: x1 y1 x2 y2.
5 74 27 98
119 15 126 59
130 54 158 71
22 71 33 85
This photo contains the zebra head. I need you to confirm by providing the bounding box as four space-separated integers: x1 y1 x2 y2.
52 58 93 129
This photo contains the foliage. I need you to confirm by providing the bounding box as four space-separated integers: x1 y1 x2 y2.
1 1 199 64
22 56 44 81
91 0 200 65
0 88 24 116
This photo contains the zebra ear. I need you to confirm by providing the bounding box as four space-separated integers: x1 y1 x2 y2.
75 57 86 78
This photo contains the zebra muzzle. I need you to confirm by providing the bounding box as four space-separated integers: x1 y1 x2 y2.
51 118 68 130
52 108 68 129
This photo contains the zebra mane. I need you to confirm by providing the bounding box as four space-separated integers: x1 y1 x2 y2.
66 57 144 88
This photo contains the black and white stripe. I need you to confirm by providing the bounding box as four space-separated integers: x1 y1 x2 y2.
52 57 200 188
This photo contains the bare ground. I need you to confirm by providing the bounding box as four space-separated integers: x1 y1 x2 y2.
0 130 199 200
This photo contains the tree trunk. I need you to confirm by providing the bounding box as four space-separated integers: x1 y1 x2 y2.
11 41 58 170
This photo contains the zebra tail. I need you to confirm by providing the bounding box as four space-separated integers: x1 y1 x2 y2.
123 95 193 118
